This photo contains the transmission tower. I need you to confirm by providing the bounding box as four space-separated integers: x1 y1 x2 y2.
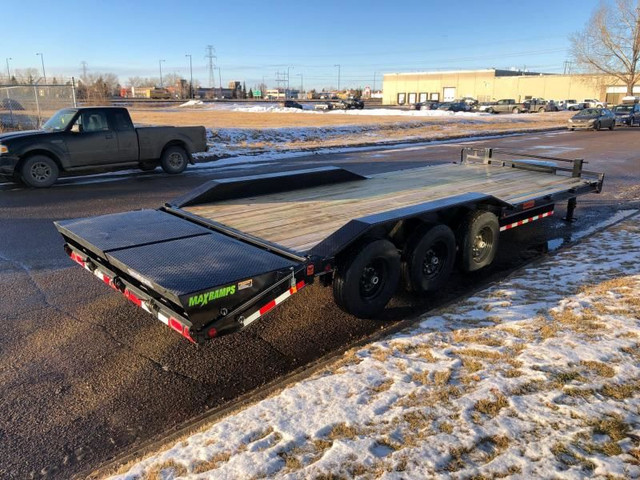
275 71 287 99
206 45 217 88
80 61 88 80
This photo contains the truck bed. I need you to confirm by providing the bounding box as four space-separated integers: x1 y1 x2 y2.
183 162 591 253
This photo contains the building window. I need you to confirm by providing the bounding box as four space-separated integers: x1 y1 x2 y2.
430 92 439 101
419 92 428 102
408 93 417 104
397 93 406 105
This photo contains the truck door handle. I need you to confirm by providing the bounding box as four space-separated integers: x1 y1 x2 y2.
105 134 113 139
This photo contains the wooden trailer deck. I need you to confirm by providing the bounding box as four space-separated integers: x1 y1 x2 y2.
183 163 590 252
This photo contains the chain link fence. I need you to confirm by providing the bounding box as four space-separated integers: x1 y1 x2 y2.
0 84 76 131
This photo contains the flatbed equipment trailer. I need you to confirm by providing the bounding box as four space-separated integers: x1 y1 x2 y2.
55 148 604 344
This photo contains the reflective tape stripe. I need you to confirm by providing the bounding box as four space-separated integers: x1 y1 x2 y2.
243 281 306 327
500 210 554 232
71 255 186 338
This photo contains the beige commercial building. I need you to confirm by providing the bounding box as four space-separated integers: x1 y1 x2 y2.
383 69 632 105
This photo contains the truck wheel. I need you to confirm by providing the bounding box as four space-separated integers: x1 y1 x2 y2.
512 107 520 114
21 155 59 188
593 122 600 131
609 122 615 131
333 239 400 318
402 224 456 293
457 211 499 272
487 107 494 114
160 146 188 174
538 107 545 113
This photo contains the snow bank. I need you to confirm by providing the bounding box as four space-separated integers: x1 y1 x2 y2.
179 100 205 108
112 216 640 479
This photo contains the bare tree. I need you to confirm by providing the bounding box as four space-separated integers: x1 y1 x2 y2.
571 0 640 95
14 68 40 84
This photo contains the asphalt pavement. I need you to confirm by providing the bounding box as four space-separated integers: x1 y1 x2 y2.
0 129 638 479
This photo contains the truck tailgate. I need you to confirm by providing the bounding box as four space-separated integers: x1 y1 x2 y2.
55 209 302 340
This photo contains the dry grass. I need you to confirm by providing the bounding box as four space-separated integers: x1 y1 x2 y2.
127 107 570 151
141 459 187 480
474 393 509 417
580 360 616 378
600 382 638 399
327 423 360 441
369 378 395 394
192 452 232 474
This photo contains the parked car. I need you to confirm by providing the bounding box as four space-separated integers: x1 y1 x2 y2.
0 98 25 110
0 107 207 187
568 108 616 130
582 98 606 108
458 97 479 109
437 101 470 112
559 99 586 111
334 98 364 110
314 102 331 111
612 103 640 126
412 100 439 110
477 102 496 112
283 100 303 109
486 99 526 114
523 98 559 113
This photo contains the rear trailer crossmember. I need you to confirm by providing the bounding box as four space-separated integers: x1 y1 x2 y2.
64 243 312 343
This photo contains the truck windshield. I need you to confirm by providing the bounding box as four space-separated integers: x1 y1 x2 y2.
42 109 78 131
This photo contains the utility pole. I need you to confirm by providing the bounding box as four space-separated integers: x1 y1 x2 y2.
214 66 222 98
275 71 287 100
287 66 294 99
80 61 88 81
5 57 11 83
185 54 193 98
334 64 341 93
36 52 46 83
206 45 217 89
159 59 165 87
296 73 303 94
373 72 377 93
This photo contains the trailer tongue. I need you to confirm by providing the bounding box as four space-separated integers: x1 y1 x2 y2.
55 148 604 344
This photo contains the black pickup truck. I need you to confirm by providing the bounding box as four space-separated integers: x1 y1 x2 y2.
0 107 207 187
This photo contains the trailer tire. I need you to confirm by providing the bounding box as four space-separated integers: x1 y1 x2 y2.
21 154 59 188
160 146 188 174
333 239 400 318
402 224 456 293
457 210 499 272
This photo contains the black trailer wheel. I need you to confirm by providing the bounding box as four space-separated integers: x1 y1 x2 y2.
333 239 400 318
457 210 499 272
402 224 456 293
21 155 59 188
160 146 188 174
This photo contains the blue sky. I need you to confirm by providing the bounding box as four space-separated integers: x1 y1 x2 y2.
3 0 600 89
